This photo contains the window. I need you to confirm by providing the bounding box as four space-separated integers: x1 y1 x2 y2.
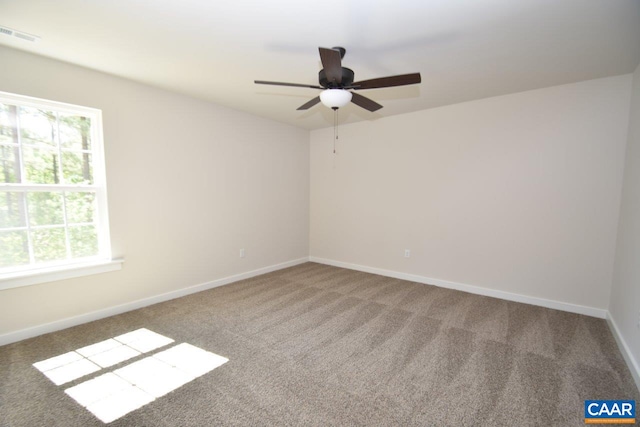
0 91 116 287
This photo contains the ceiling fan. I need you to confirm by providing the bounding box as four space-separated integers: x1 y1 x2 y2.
255 47 421 112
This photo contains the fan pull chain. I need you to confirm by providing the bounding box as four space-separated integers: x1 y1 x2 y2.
333 107 338 154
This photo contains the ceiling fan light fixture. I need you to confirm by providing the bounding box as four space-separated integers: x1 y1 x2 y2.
320 89 352 109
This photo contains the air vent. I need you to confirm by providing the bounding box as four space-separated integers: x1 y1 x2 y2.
14 32 38 42
0 25 40 43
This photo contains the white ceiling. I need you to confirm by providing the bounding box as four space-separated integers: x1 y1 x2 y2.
1 0 639 130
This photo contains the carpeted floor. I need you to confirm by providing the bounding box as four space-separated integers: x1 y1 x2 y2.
1 262 638 426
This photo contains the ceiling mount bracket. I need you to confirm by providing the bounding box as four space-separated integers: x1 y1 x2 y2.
332 47 346 59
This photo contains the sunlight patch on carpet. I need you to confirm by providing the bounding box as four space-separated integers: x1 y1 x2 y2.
33 328 173 384
33 329 229 423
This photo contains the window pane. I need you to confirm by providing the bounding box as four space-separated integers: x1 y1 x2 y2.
33 227 67 263
0 103 11 127
0 144 21 183
62 151 93 184
59 114 92 151
28 192 64 226
0 230 29 267
19 107 57 146
66 192 95 224
0 103 17 145
69 225 98 258
0 192 26 228
23 145 60 184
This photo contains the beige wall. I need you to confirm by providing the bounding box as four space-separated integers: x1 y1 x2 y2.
610 63 640 377
0 46 310 335
310 75 632 311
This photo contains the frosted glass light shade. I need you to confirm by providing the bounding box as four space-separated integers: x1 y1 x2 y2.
320 89 352 109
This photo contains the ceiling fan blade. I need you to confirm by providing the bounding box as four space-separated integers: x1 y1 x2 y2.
352 73 421 90
255 80 323 89
319 47 343 85
297 96 321 110
351 92 383 112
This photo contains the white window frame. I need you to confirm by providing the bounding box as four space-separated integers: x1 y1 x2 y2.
0 91 121 290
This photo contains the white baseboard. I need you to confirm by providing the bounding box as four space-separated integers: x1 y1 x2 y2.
606 313 640 392
0 257 309 347
308 256 608 319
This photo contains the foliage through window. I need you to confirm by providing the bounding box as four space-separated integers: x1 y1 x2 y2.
0 92 111 275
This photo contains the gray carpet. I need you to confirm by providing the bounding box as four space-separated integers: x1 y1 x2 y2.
1 262 638 426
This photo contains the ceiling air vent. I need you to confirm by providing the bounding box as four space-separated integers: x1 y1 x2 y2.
0 25 40 43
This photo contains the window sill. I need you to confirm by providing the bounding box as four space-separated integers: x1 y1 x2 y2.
0 259 124 291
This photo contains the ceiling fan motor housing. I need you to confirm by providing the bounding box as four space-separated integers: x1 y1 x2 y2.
319 68 354 88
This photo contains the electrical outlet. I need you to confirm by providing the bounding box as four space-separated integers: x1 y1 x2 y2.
404 249 411 258
240 248 245 258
